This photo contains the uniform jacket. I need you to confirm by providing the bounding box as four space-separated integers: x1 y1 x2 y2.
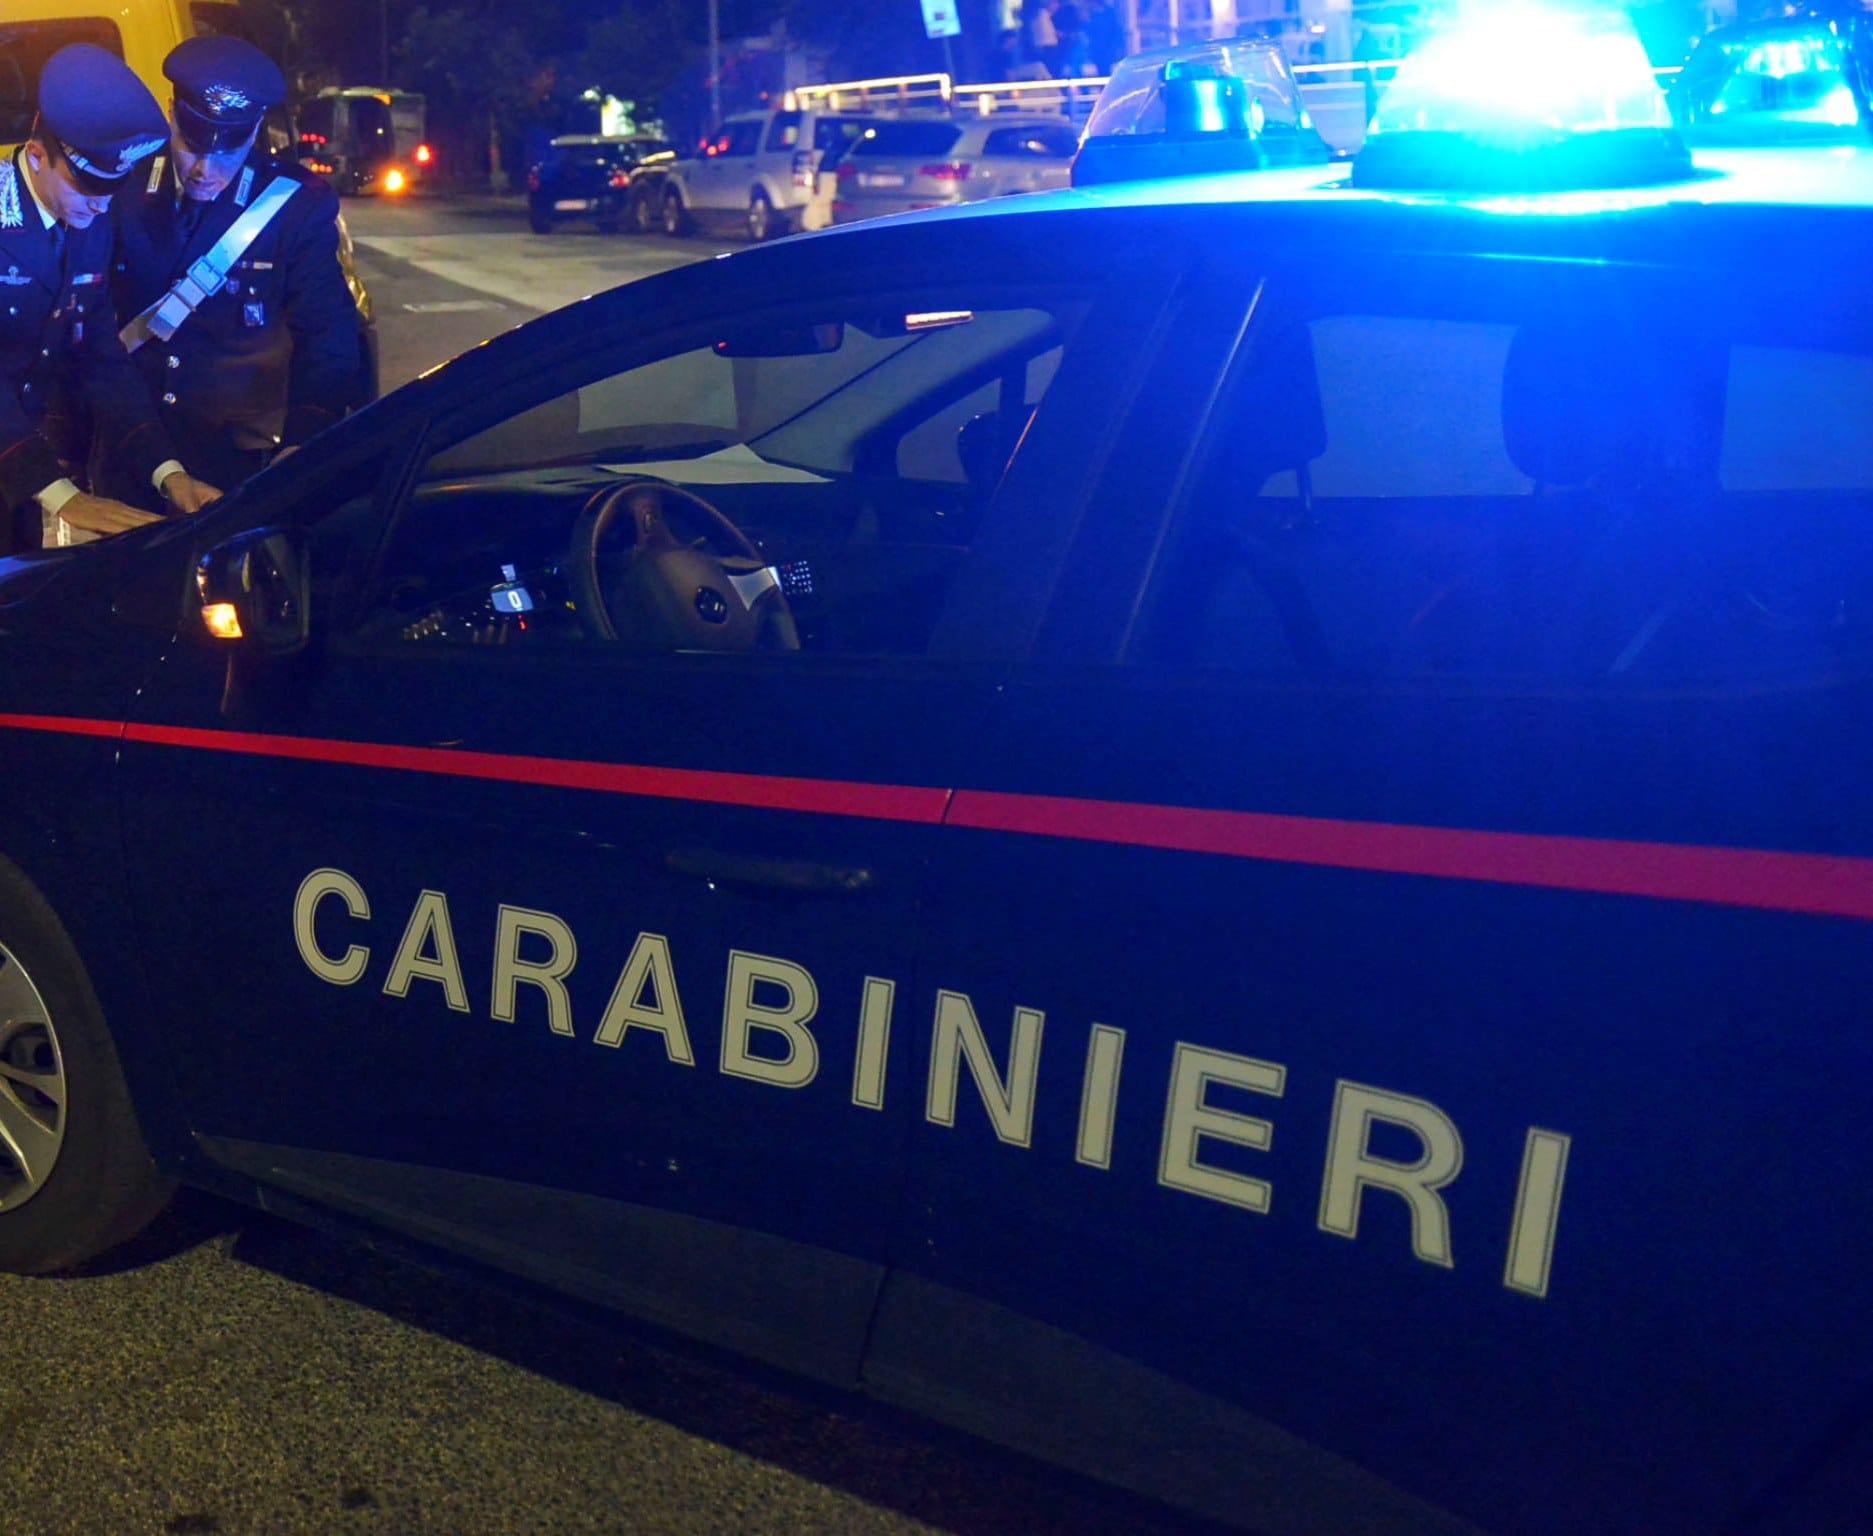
0 152 174 552
109 150 359 477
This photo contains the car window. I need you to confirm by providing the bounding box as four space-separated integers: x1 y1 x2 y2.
372 293 1090 658
816 117 872 153
350 97 393 154
723 120 763 157
0 19 122 143
297 95 335 146
849 122 964 158
982 126 1079 158
765 112 801 151
1129 262 1873 683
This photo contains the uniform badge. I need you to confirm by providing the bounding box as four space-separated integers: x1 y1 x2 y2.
0 265 29 287
243 300 267 328
0 162 21 231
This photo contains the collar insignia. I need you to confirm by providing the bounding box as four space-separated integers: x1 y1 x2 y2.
0 161 21 231
147 155 167 195
236 166 254 207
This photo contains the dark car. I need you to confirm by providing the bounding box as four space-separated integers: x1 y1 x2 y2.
3 19 1872 1536
527 134 675 234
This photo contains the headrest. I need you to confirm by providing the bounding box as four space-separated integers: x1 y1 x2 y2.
1501 324 1724 490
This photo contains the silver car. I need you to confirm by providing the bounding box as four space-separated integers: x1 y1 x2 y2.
829 116 1079 223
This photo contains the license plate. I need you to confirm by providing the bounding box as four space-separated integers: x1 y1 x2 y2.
858 172 907 189
553 198 591 211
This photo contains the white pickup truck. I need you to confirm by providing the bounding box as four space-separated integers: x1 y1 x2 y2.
631 107 877 241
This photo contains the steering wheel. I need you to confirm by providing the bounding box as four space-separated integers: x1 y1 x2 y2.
567 477 799 652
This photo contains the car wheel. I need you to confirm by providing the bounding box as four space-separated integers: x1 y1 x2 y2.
661 189 689 237
0 858 173 1274
630 189 656 235
746 190 775 242
528 198 555 235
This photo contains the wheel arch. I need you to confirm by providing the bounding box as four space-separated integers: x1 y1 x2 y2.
0 803 193 1171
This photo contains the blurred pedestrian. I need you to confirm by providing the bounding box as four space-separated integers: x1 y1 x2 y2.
99 34 360 507
1 44 212 552
1086 0 1125 75
1053 3 1093 77
1023 0 1060 71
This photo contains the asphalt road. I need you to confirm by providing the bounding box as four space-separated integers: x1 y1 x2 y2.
340 191 730 390
0 191 1230 1536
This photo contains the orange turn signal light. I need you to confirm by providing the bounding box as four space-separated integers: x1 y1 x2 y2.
202 602 243 640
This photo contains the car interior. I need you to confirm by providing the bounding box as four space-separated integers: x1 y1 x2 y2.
364 302 1081 657
1133 293 1873 683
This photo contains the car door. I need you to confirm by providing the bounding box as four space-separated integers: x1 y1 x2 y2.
692 117 760 217
116 231 1173 1384
867 253 1873 1534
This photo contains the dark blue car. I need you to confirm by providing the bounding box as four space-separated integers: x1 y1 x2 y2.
2 19 1870 1536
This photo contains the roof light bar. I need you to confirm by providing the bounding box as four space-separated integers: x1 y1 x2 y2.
1671 18 1870 147
1071 39 1330 189
1352 3 1693 193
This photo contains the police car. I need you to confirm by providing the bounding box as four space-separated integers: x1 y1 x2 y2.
2 10 1870 1534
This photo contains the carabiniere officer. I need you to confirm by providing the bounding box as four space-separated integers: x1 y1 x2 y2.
1 44 218 553
99 35 361 505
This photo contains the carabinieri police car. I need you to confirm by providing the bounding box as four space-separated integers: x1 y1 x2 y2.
2 10 1869 1534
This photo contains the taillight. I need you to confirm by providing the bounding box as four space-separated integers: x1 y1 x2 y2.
608 168 629 188
919 162 972 181
414 143 433 165
792 149 816 188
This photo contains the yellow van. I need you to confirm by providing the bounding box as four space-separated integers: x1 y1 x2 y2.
1 0 248 153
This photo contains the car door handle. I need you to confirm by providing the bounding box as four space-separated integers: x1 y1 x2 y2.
664 848 875 895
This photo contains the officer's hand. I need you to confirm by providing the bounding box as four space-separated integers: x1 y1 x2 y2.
58 494 164 536
159 472 222 515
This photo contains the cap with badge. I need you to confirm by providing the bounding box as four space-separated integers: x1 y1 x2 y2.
165 36 286 156
36 43 169 192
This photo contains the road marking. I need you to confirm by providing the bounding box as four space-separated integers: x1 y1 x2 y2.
353 232 709 313
401 300 507 314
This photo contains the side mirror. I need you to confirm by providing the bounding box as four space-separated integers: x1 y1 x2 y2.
195 527 311 655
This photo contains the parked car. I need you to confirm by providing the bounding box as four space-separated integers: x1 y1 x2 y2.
527 134 675 234
828 115 1080 223
5 21 1873 1536
631 107 877 241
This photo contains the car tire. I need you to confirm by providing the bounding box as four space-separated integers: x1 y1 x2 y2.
528 198 555 235
0 857 173 1274
661 189 689 237
746 189 776 242
630 189 657 235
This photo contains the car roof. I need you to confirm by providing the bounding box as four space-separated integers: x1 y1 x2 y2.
827 145 1873 228
550 135 662 146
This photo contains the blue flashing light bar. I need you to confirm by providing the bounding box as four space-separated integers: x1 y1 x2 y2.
1071 39 1331 189
1671 17 1870 147
1352 2 1693 193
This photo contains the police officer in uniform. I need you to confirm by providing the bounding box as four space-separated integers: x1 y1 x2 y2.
0 45 218 553
99 35 360 505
